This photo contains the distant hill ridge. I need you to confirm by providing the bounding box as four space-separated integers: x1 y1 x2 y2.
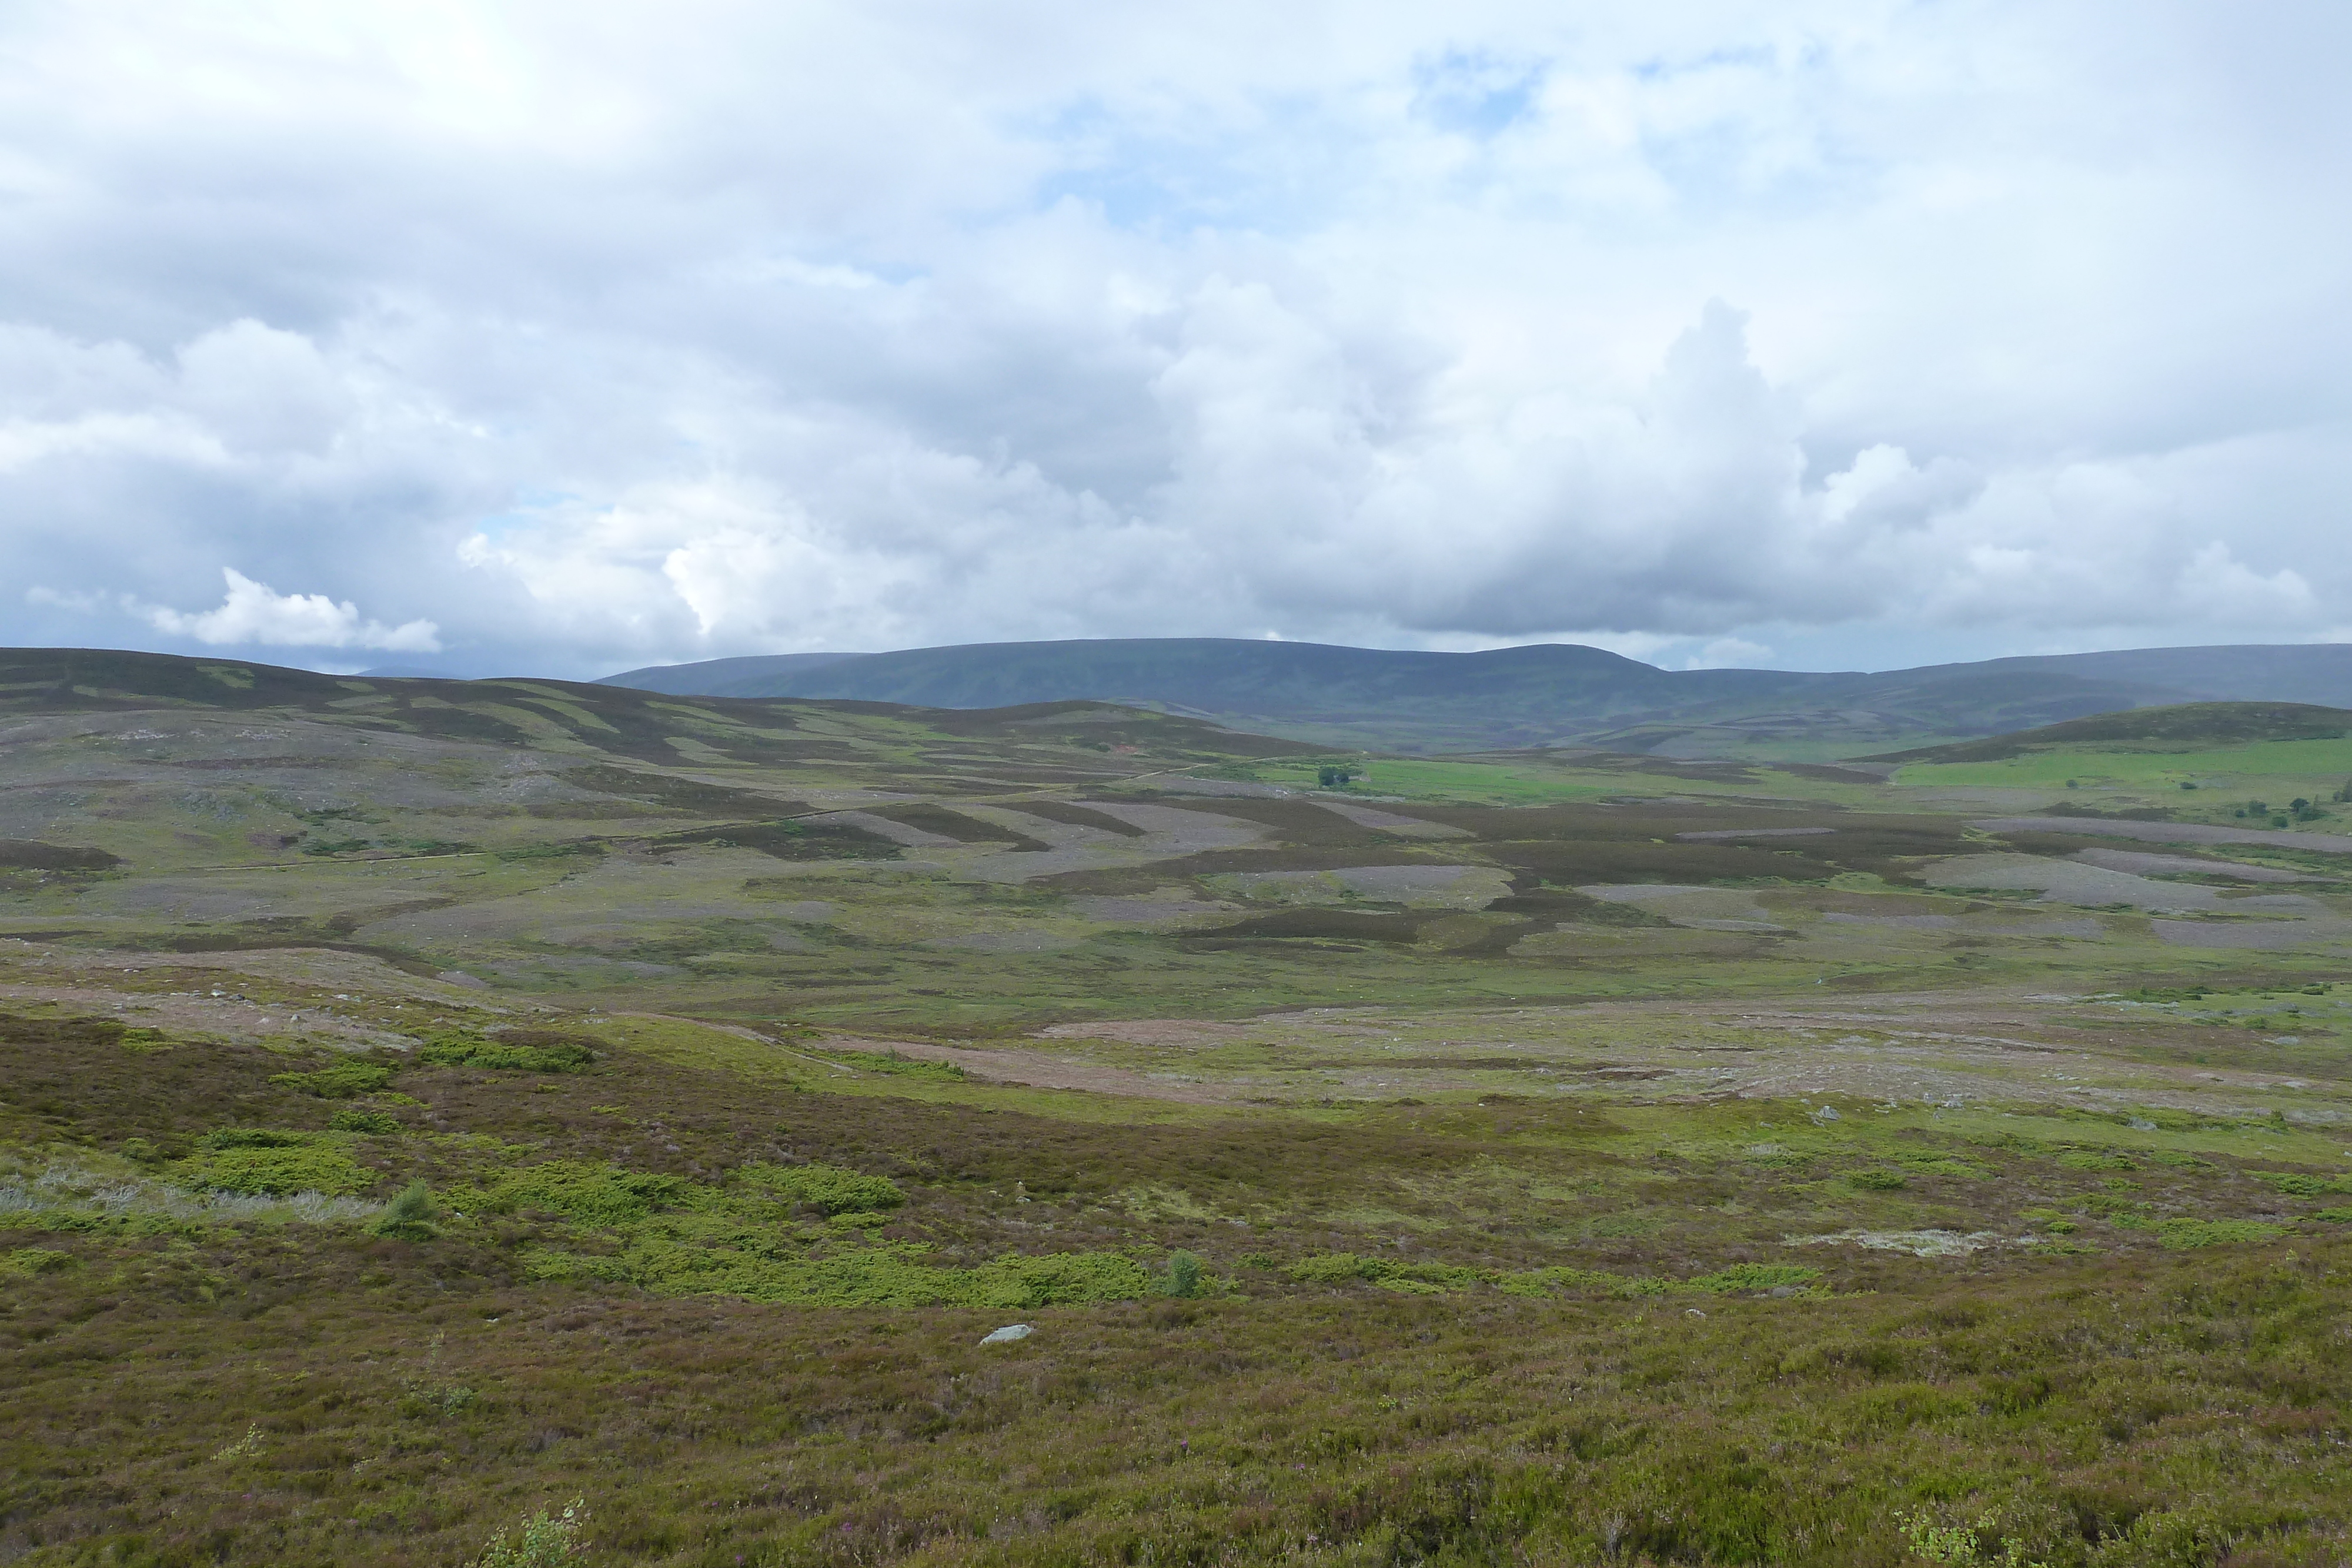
1869 701 2352 764
600 638 2352 757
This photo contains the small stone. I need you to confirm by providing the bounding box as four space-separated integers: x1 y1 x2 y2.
980 1324 1033 1345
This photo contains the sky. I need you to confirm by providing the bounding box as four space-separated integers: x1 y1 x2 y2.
2 1 2348 680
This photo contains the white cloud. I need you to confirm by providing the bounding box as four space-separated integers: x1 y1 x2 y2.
135 569 442 652
0 2 2344 676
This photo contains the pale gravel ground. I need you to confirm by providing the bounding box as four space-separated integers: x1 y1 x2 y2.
1144 777 1292 798
1206 865 1511 909
1073 801 1265 850
1973 816 2352 853
1066 896 1239 926
1925 853 2233 911
1577 884 1786 930
1675 827 1836 841
824 810 960 848
1312 800 1473 838
2072 847 2313 881
2152 919 2352 950
1820 911 1959 930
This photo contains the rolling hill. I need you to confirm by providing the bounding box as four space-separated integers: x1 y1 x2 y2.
600 637 2352 756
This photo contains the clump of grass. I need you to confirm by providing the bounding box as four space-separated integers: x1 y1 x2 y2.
329 1107 401 1135
370 1181 438 1241
1845 1169 1908 1191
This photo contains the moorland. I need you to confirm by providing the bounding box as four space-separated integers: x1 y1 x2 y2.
4 645 2352 1567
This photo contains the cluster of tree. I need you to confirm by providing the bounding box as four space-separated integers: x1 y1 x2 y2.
1317 765 1357 788
2237 797 2333 824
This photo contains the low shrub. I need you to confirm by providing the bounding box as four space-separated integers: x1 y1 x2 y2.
329 1108 401 1135
178 1136 373 1196
268 1060 394 1098
449 1161 688 1225
737 1161 904 1214
417 1031 597 1074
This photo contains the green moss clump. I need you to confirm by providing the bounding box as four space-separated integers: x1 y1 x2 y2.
736 1162 904 1214
178 1134 372 1196
268 1061 394 1098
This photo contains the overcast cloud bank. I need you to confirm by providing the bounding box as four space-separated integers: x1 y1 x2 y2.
3 2 2347 676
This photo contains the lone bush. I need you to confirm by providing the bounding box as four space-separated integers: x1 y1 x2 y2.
1164 1250 1204 1298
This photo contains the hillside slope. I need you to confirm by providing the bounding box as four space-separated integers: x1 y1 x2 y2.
592 637 2352 755
1872 701 2352 764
